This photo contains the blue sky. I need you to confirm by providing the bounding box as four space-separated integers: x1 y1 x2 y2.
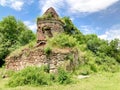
0 0 120 40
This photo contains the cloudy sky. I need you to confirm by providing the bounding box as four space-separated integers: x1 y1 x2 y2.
0 0 120 40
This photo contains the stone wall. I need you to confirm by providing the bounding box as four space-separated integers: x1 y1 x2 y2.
5 47 79 73
37 19 64 43
38 20 64 33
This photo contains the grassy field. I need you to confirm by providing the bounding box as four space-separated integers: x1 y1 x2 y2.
0 70 120 90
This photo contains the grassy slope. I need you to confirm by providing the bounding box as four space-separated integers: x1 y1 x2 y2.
0 70 120 90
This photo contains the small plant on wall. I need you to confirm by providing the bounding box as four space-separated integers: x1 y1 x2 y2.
44 46 52 56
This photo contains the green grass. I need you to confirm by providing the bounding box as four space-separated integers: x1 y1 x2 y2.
0 71 120 90
8 40 36 57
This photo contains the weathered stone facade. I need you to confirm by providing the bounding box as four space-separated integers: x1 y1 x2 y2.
5 48 79 73
37 7 64 45
5 7 79 73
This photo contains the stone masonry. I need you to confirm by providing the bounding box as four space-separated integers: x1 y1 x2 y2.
37 7 64 45
5 7 79 73
5 48 79 73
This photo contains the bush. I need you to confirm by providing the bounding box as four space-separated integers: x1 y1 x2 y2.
50 73 56 82
44 46 52 56
43 64 50 73
79 65 92 75
76 50 119 74
0 67 15 79
48 33 77 48
8 67 51 87
97 56 119 72
8 66 73 87
57 68 71 84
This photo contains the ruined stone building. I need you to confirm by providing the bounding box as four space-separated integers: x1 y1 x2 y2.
5 7 79 73
37 7 64 45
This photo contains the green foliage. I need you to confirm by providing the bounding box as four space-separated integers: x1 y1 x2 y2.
86 34 101 53
95 56 119 72
8 40 36 57
1 72 120 90
43 65 50 73
74 46 120 75
0 14 120 78
85 34 120 64
46 32 120 74
8 67 51 87
44 46 52 56
37 13 53 20
0 16 35 66
62 17 80 35
107 39 120 62
7 66 73 87
66 53 74 62
18 30 35 46
28 40 36 48
0 13 120 89
0 67 15 78
48 33 77 48
49 73 56 82
73 32 85 44
57 68 71 84
80 65 92 75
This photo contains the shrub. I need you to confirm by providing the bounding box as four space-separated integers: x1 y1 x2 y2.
50 73 56 82
79 65 92 75
0 67 15 78
65 53 74 62
97 56 119 72
81 51 119 73
8 66 51 87
43 65 50 73
44 46 52 56
57 68 71 84
48 33 77 48
7 66 73 87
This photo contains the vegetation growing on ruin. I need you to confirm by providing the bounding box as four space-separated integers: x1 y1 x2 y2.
0 15 120 73
0 15 120 89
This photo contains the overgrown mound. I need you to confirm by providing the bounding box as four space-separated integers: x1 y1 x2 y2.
6 32 120 74
1 15 120 86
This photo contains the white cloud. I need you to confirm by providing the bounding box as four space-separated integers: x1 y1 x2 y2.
0 0 34 11
80 25 120 41
80 25 100 34
0 0 24 11
11 1 24 11
0 0 6 6
24 21 37 32
39 0 119 14
39 0 65 14
67 0 119 13
99 24 120 40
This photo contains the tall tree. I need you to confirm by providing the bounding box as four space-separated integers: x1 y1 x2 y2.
0 16 35 66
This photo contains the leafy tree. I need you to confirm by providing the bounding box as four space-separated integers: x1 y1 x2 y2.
62 17 79 35
86 34 101 53
0 16 35 66
108 39 120 62
18 30 35 45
